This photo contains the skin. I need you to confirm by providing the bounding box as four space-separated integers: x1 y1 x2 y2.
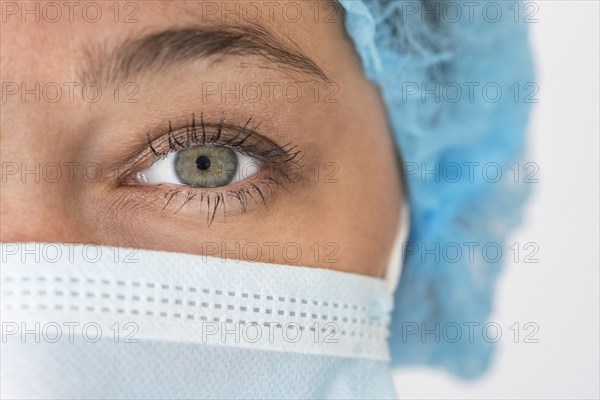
0 0 402 278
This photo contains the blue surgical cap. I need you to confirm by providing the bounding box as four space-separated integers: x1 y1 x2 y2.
338 0 535 378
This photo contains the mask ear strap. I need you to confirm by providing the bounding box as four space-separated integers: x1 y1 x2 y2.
385 201 410 293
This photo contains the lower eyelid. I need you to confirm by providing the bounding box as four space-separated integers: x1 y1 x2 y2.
114 171 285 224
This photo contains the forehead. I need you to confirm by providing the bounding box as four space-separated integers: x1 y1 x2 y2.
0 0 341 31
1 0 344 82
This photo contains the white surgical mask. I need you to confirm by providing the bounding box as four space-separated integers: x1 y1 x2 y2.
1 241 404 399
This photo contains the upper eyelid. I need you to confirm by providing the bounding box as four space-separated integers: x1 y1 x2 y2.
147 115 283 159
157 115 258 154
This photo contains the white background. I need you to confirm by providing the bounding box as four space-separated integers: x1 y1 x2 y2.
393 1 600 398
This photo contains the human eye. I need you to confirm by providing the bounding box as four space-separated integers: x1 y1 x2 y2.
119 114 302 221
138 138 259 188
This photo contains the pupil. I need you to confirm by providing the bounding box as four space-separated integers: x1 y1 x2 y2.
196 155 211 171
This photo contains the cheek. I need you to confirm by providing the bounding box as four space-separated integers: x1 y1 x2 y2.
260 108 402 276
335 142 401 276
329 84 403 276
279 141 401 277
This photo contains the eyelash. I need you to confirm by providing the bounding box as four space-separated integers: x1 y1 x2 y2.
125 114 302 224
147 114 300 167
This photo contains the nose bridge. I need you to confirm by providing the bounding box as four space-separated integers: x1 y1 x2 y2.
0 118 89 243
0 159 74 242
0 47 96 242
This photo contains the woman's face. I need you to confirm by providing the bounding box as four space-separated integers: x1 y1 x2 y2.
0 0 401 277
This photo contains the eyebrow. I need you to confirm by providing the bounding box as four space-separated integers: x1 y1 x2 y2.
79 24 329 84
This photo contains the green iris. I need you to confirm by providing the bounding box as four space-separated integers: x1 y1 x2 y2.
174 146 238 188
